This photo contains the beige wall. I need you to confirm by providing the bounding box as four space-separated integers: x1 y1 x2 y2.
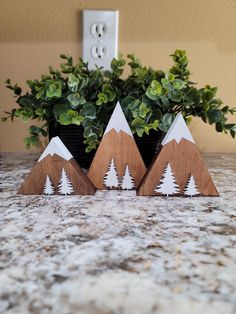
1 0 236 153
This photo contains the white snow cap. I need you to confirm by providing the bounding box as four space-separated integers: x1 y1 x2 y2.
104 102 133 137
162 113 195 145
38 136 73 162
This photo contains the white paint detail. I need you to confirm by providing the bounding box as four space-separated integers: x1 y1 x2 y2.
184 175 200 197
38 137 73 162
103 158 119 189
104 102 133 137
155 163 180 197
83 10 119 70
121 165 135 190
43 175 55 195
58 168 74 195
161 113 195 145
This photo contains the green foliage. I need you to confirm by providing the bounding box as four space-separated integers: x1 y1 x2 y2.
2 50 236 151
67 92 86 108
96 84 116 106
58 109 84 126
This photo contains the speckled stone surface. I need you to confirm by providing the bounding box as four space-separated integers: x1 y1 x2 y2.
0 153 236 314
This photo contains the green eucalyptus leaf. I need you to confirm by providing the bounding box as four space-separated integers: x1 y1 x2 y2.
224 123 236 130
67 93 86 107
151 80 162 95
53 104 70 120
29 125 41 134
146 87 157 100
41 129 48 137
131 117 145 127
121 96 136 108
230 129 236 138
24 135 39 149
158 113 175 131
146 80 162 100
221 106 229 113
59 112 71 125
165 72 175 81
215 122 223 132
136 128 144 137
81 104 96 120
168 89 183 102
46 82 62 98
128 99 140 111
59 109 78 125
154 109 162 120
161 78 170 88
102 84 116 102
172 79 186 90
68 74 80 92
84 126 95 138
163 113 175 125
72 116 84 125
96 93 108 105
133 110 139 118
15 107 33 122
153 120 159 129
207 109 222 124
139 102 150 118
160 96 170 107
202 88 216 102
35 108 46 117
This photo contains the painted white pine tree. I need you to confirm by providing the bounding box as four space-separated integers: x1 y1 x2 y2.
121 165 135 190
58 168 74 195
155 163 180 196
103 158 119 189
184 175 199 197
43 174 55 195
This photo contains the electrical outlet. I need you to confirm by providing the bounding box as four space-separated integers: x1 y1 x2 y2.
82 10 119 70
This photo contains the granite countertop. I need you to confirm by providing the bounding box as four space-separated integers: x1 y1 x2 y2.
0 153 236 314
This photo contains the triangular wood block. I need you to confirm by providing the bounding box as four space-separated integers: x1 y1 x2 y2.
88 102 147 190
137 114 219 197
18 137 96 195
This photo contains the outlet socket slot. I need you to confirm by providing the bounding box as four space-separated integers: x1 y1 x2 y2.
91 23 107 39
91 45 106 60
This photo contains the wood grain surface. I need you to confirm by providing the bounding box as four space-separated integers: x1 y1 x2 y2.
18 154 96 195
137 139 219 197
88 129 147 190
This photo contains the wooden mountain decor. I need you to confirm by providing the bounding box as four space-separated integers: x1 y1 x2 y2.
18 136 96 195
137 113 219 197
88 102 147 190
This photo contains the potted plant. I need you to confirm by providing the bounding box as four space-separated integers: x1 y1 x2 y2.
2 55 119 167
2 50 236 168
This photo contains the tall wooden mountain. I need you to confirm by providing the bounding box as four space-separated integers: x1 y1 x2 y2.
18 136 96 195
137 114 219 197
88 102 147 190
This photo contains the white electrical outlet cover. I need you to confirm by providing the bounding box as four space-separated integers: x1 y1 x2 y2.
82 10 119 70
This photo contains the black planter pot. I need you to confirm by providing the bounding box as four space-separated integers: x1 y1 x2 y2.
49 123 165 169
134 130 166 168
49 123 95 169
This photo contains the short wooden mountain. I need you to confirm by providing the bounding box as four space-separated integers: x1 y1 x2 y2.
88 102 147 190
18 137 96 195
137 114 219 197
